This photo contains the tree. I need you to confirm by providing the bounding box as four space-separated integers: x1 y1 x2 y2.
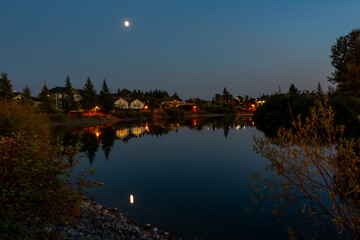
288 83 300 95
316 81 323 95
39 84 55 112
254 98 360 239
329 29 360 96
99 79 113 113
22 85 34 106
81 77 98 112
62 76 78 113
222 87 233 102
172 92 181 101
0 72 13 101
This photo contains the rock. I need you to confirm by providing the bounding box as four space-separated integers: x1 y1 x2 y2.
152 227 158 232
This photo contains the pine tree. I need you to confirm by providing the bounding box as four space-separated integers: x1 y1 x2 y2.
62 76 78 113
316 81 323 95
288 83 300 95
39 84 55 112
22 85 34 106
0 72 13 101
81 77 98 112
99 79 114 113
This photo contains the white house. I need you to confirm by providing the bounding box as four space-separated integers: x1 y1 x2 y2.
130 99 145 110
114 98 129 109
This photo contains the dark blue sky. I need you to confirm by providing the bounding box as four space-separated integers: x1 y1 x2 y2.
1 1 359 99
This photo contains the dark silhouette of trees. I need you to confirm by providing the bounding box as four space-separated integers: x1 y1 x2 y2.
99 79 114 113
0 72 13 101
22 85 34 106
62 76 78 113
81 77 98 112
288 83 300 95
39 84 55 112
329 29 360 96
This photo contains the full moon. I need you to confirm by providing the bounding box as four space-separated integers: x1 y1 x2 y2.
124 20 130 27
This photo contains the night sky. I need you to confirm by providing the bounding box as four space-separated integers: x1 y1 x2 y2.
1 0 359 99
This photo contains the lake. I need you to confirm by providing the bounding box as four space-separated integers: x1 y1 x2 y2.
52 117 296 240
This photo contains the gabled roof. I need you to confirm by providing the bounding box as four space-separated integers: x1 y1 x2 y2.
49 87 82 94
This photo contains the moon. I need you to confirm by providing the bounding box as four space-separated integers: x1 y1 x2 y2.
124 20 130 28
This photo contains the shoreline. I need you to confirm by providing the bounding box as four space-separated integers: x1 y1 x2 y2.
8 198 176 240
50 112 253 127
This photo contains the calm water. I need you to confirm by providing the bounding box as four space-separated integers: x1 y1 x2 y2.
52 117 295 240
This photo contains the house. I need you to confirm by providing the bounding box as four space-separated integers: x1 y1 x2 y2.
130 99 145 109
255 98 266 107
160 100 193 109
114 98 129 109
12 91 41 107
49 87 82 109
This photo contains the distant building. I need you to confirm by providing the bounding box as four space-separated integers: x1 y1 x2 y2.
160 100 193 109
114 98 129 109
255 98 266 107
49 87 82 109
130 99 145 109
12 91 41 107
114 98 145 110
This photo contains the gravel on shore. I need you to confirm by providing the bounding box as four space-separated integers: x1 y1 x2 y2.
6 199 177 240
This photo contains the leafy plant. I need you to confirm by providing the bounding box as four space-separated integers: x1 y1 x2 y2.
253 97 360 239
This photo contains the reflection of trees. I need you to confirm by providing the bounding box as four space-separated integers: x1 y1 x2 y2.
100 127 116 160
51 116 255 164
80 131 99 164
253 99 360 239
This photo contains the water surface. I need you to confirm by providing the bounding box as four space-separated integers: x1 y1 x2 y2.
52 117 293 240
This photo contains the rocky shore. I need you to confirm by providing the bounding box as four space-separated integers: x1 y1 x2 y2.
7 199 176 240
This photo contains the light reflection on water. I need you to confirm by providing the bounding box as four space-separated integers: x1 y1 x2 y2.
51 117 293 240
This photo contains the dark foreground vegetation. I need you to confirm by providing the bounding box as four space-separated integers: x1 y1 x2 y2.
0 101 102 238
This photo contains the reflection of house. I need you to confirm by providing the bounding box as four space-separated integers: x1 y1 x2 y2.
116 128 129 139
130 99 144 109
131 127 144 136
49 87 82 108
114 98 129 109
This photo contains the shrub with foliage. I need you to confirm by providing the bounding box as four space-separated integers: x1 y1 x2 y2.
0 100 102 231
0 100 49 137
254 98 360 239
49 112 69 122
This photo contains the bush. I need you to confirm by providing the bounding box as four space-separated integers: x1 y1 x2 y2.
0 100 49 137
49 112 69 122
166 108 185 118
0 101 102 231
0 133 79 221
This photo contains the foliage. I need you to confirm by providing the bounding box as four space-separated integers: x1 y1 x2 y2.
329 29 360 96
166 108 185 118
21 86 34 106
81 77 98 112
99 79 114 113
49 112 69 122
0 72 13 101
62 76 78 113
0 101 102 233
39 84 55 112
113 110 142 119
254 98 360 239
0 100 49 138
